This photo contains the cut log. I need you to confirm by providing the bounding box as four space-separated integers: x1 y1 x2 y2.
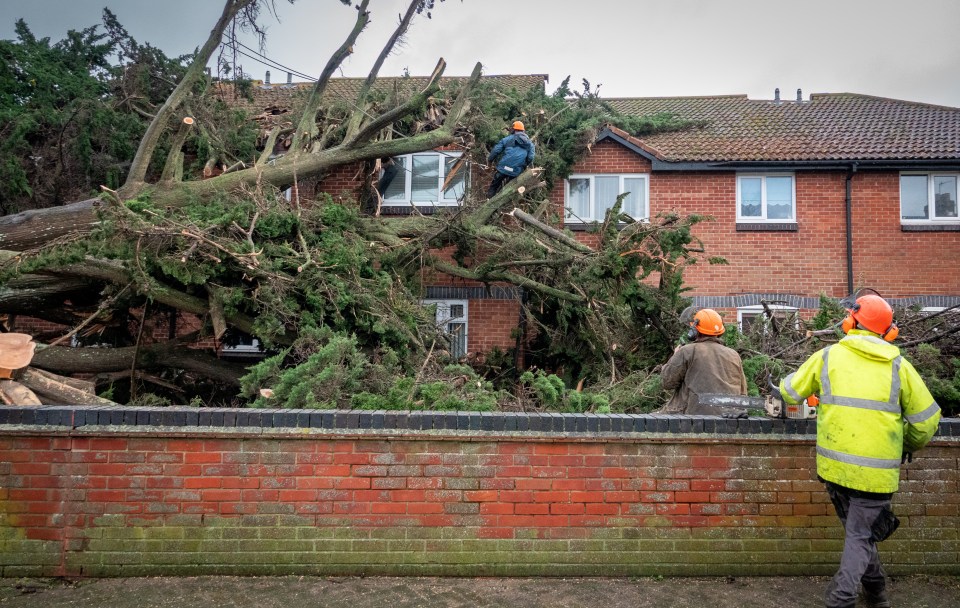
28 367 95 394
0 380 42 406
18 368 118 406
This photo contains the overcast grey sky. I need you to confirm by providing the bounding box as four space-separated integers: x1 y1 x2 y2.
3 0 960 107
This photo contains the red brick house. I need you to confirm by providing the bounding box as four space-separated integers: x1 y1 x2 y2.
562 92 960 331
251 80 959 357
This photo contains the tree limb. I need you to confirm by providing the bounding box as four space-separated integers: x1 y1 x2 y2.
31 343 247 386
347 58 445 148
509 208 595 254
124 0 253 191
343 0 421 141
256 126 282 166
34 256 284 344
428 258 583 303
159 117 195 183
291 0 371 151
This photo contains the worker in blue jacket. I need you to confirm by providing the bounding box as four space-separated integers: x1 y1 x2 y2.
486 120 535 198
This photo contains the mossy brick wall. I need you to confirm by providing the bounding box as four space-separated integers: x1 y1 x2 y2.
1 406 958 578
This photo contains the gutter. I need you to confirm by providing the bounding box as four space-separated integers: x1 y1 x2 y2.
845 163 858 294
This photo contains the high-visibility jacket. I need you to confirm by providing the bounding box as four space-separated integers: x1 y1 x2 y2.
780 329 940 494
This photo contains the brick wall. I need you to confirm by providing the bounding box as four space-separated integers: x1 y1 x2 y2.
468 299 520 354
1 407 958 577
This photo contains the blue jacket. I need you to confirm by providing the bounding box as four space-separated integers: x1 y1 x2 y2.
488 132 535 177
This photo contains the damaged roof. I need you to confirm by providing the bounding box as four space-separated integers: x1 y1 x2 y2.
604 93 960 163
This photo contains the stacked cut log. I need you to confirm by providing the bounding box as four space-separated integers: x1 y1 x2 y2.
0 333 120 406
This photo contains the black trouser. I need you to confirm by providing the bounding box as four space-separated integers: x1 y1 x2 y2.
824 483 895 608
486 171 515 198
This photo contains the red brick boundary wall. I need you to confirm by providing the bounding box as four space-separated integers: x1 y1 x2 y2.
1 407 958 577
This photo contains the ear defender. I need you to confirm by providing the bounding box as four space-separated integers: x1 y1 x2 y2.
841 314 856 334
686 319 699 341
882 323 899 342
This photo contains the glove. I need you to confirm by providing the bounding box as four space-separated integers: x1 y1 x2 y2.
721 411 748 419
901 451 913 464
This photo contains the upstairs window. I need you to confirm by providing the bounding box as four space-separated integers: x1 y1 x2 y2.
737 174 795 222
565 174 649 223
381 152 466 207
901 174 959 222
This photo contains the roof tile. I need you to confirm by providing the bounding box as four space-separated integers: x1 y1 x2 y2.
605 94 960 162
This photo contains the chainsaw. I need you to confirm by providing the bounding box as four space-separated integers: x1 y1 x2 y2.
694 377 818 419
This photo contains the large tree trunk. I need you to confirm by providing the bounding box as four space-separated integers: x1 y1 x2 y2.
32 343 247 386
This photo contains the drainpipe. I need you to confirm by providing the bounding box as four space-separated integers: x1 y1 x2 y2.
844 163 858 294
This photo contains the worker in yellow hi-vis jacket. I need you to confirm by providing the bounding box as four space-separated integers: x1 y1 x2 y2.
780 294 941 608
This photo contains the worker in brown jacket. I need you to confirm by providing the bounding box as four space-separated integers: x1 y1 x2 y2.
659 308 748 414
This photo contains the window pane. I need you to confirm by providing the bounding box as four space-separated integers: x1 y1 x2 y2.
411 154 439 202
622 177 647 219
594 176 620 220
739 313 760 333
382 156 407 201
447 322 467 359
567 178 590 219
933 176 958 218
443 156 466 201
900 175 929 219
740 177 762 217
766 176 794 220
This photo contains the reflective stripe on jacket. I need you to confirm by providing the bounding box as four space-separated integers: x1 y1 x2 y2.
780 329 940 493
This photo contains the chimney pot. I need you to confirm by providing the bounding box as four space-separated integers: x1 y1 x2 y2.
287 72 292 85
774 88 780 102
797 88 802 102
265 70 271 85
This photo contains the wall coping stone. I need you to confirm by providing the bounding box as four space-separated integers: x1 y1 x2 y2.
1 405 958 442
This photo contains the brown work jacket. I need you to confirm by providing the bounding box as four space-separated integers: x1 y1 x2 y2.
659 337 748 414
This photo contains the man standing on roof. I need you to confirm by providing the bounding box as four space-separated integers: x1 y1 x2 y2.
659 308 748 414
779 294 940 608
486 120 535 198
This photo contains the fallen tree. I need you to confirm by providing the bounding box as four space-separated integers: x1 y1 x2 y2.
0 0 708 407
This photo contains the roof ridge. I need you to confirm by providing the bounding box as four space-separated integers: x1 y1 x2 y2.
602 94 749 101
810 92 960 111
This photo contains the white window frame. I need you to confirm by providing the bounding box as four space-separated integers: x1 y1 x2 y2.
381 151 466 207
222 331 262 354
422 299 468 359
899 173 960 223
737 305 799 332
564 173 650 223
736 174 796 222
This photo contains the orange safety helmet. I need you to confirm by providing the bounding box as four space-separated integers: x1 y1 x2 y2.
841 294 899 342
689 308 725 338
511 120 525 131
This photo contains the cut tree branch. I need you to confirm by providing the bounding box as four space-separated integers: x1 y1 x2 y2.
124 0 253 191
159 117 195 183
